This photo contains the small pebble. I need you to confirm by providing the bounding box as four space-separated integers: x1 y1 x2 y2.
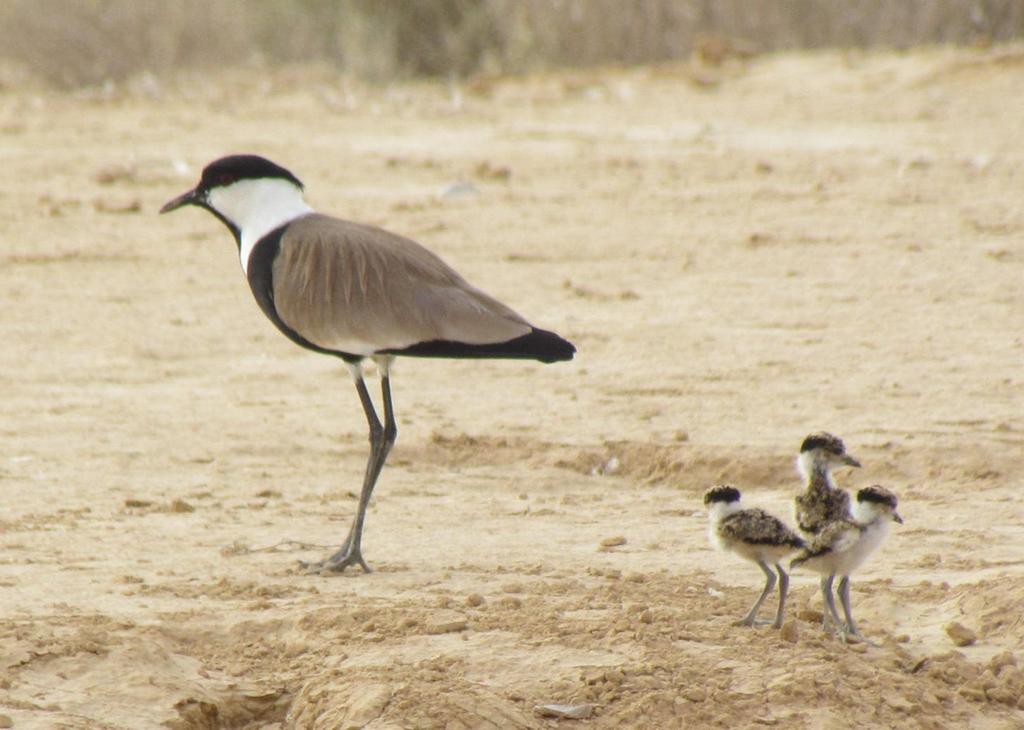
798 607 824 623
425 611 468 635
466 593 485 608
987 651 1016 673
534 703 593 719
598 532 622 548
779 620 800 644
946 622 977 647
169 499 194 513
682 687 707 703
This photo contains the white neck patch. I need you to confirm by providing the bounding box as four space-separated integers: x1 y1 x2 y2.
852 499 885 525
707 499 742 524
207 178 313 274
796 451 834 487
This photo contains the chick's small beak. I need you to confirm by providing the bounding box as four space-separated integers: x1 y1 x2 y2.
893 512 904 524
160 187 202 214
843 454 862 468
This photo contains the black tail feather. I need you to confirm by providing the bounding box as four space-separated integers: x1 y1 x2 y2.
382 327 575 363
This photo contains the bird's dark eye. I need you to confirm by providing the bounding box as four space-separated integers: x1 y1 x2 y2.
216 173 235 186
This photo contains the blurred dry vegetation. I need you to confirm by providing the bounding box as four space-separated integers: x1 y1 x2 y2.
0 0 1022 88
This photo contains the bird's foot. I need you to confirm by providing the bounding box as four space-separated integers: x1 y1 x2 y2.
299 544 372 575
840 628 879 648
733 617 774 628
824 622 878 648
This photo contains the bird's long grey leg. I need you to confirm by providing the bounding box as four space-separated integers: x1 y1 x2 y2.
377 358 398 470
336 359 398 568
736 560 776 627
303 360 395 574
820 575 843 636
838 576 878 647
352 356 398 514
773 564 790 629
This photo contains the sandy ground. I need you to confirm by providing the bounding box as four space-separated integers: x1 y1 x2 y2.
0 44 1022 729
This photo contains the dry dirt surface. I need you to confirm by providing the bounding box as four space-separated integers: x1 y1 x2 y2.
0 45 1022 729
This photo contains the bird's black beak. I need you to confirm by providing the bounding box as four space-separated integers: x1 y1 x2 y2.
160 187 203 214
893 512 904 524
843 454 862 468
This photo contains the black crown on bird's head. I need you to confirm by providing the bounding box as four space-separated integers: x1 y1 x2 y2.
799 431 847 455
704 484 741 505
857 485 898 509
197 155 303 192
160 154 303 216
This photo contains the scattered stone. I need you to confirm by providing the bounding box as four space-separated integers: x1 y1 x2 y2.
964 153 993 173
169 499 195 513
94 164 137 185
946 622 977 647
798 607 824 624
682 686 707 703
94 197 142 214
986 686 1017 705
466 593 485 607
475 161 512 181
440 180 480 200
958 683 987 702
600 536 626 549
425 610 468 635
987 651 1016 674
342 683 391 728
900 154 934 173
533 703 593 719
604 668 625 684
883 692 916 713
779 620 800 644
0 714 12 728
124 498 153 509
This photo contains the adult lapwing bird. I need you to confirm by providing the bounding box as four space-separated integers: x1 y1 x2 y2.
793 432 861 536
704 485 805 629
160 154 575 573
791 485 903 646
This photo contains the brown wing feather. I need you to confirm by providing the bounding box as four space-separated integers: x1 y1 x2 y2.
791 518 861 566
272 214 531 354
719 509 804 548
795 486 851 535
